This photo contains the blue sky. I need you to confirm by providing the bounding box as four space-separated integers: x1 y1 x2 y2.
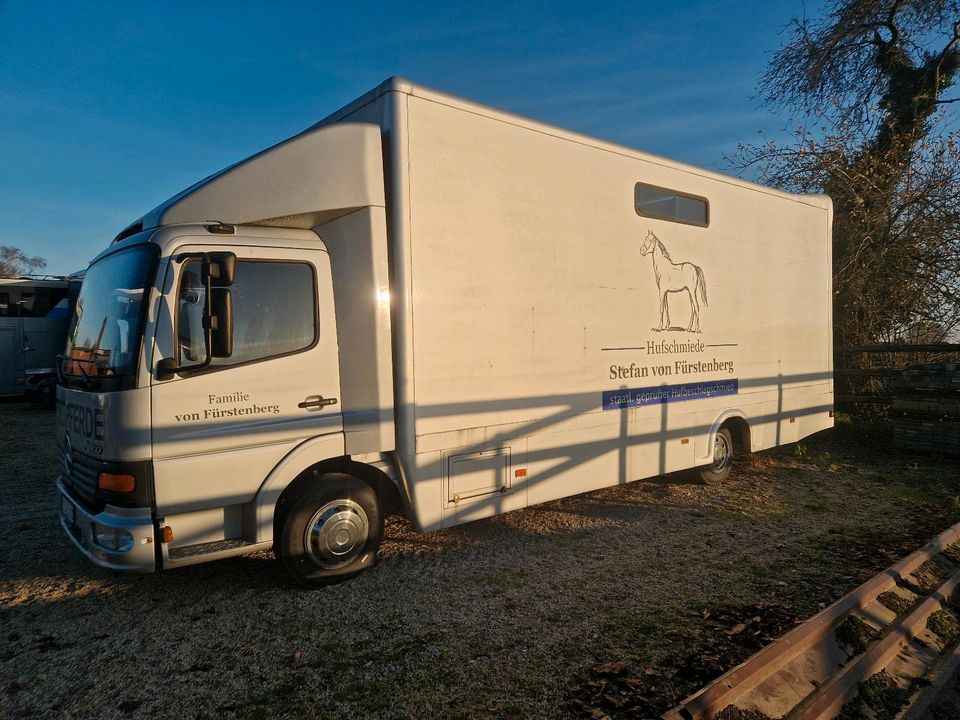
1 1 824 274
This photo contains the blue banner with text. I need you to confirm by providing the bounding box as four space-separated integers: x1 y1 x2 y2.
602 379 739 411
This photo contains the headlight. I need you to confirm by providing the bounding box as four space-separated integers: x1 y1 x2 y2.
93 524 134 552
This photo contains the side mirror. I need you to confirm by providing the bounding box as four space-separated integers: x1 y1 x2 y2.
203 252 237 287
156 357 179 380
208 288 233 358
157 252 236 380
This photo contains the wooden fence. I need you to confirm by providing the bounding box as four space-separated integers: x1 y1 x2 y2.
834 344 960 455
834 344 960 406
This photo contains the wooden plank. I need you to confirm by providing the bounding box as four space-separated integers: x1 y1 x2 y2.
836 344 960 354
835 394 893 404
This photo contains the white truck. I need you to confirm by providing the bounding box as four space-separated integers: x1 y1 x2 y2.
56 78 834 585
1 275 76 402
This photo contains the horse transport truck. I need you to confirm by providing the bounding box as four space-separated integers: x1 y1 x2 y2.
56 78 834 585
1 275 77 401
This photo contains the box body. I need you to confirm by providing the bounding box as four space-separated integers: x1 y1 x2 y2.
322 80 833 531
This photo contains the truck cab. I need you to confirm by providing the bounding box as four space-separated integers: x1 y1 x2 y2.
56 123 401 586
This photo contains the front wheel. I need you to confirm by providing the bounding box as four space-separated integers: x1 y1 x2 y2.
697 427 734 485
277 473 383 587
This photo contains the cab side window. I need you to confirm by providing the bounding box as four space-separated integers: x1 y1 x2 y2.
178 260 317 367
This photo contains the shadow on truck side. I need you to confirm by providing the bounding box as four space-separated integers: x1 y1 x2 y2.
40 366 830 583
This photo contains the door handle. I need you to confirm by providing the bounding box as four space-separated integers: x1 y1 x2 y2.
298 395 338 411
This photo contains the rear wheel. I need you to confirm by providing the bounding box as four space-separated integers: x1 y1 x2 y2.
277 473 383 587
697 427 734 485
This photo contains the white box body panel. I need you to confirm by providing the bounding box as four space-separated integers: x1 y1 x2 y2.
325 81 832 531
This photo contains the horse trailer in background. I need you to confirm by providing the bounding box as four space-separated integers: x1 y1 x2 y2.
55 78 834 584
0 275 79 401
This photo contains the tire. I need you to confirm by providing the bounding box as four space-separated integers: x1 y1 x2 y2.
697 427 734 485
277 473 383 587
41 378 58 410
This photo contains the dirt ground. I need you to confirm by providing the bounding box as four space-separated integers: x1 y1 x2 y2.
1 401 959 720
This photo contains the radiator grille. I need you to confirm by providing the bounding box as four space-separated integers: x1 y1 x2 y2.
60 448 99 510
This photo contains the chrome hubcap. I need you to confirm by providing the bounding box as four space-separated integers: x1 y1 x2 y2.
712 433 732 471
304 499 369 569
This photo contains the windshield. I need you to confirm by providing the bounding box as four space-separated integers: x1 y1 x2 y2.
62 244 157 390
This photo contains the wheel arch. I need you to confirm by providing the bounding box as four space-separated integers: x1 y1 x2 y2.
708 410 752 458
253 435 402 544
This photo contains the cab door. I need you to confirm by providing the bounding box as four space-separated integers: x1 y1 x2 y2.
150 242 343 516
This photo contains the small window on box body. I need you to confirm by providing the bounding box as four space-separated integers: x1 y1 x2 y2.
635 182 709 227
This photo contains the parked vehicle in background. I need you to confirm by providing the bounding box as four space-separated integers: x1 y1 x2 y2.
0 275 80 404
55 78 834 585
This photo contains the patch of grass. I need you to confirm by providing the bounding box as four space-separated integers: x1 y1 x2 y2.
571 602 805 719
446 698 534 720
835 616 878 658
945 543 960 565
861 454 960 515
744 452 778 471
596 609 661 645
240 707 269 720
927 610 960 647
272 678 301 700
472 567 527 590
907 555 955 594
831 414 894 448
858 670 910 720
339 679 394 708
802 498 833 514
789 445 842 473
836 698 868 720
714 707 771 720
815 523 884 556
877 590 916 616
814 449 840 469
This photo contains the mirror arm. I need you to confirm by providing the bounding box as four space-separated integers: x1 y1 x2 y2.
203 266 214 362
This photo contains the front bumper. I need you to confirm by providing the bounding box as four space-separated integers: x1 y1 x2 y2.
57 479 157 572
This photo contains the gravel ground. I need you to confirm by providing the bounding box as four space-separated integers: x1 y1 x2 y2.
2 401 959 720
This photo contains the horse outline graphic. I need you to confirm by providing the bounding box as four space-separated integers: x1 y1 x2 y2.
639 230 708 333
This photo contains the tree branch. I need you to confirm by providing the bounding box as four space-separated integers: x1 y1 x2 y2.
932 21 960 95
883 0 906 47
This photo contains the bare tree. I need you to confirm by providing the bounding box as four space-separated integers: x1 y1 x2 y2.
733 0 960 345
0 246 47 278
